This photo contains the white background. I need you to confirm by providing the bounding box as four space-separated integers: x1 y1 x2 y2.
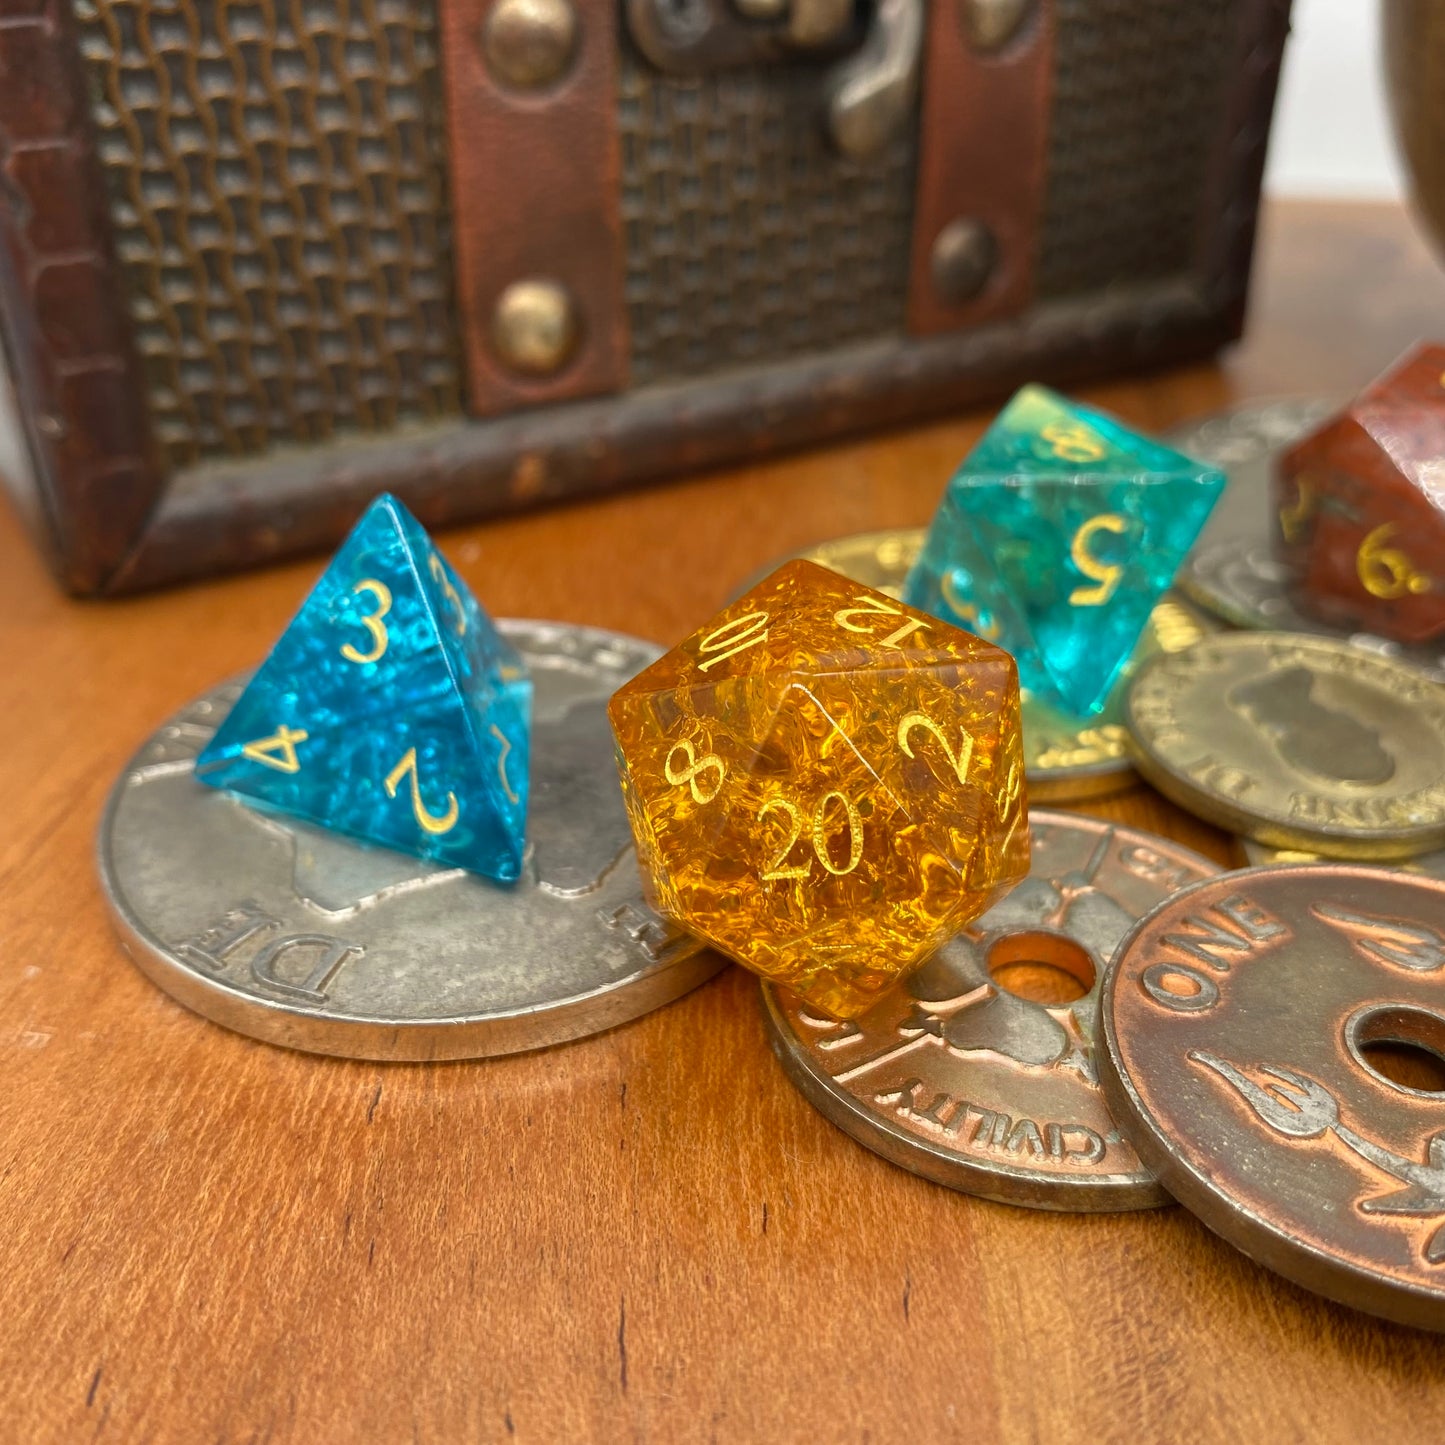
1267 0 1404 199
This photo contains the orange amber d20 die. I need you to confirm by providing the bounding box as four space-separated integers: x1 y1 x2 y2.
607 560 1030 1019
1274 342 1445 644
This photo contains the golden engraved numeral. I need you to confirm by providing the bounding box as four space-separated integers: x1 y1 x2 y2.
1041 421 1107 463
384 747 460 835
489 723 520 805
1150 599 1206 654
939 572 1002 641
241 725 309 774
698 612 770 672
1068 514 1128 606
340 578 393 664
1000 753 1024 812
429 554 467 637
1278 475 1317 544
812 791 864 876
664 738 727 804
758 792 864 881
1357 523 1433 600
758 797 811 881
897 712 975 784
832 595 929 649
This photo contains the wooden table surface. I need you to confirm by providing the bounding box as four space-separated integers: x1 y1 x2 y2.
4 199 1445 1444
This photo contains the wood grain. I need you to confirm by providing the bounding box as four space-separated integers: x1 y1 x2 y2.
3 200 1445 1443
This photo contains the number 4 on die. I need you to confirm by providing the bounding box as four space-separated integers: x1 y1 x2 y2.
194 493 532 883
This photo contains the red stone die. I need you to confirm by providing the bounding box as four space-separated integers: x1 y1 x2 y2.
1274 342 1445 644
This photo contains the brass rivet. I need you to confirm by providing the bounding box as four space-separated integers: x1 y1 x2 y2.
491 279 580 377
961 0 1033 52
482 0 579 90
930 218 998 306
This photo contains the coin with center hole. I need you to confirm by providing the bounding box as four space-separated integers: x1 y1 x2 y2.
98 621 724 1060
1125 631 1445 859
762 810 1221 1210
1098 864 1445 1331
752 528 1216 802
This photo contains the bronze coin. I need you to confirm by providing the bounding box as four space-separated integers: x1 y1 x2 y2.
763 810 1221 1211
1099 864 1445 1330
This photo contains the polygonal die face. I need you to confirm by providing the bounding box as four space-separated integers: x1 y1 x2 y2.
1275 344 1445 644
196 494 531 882
608 560 1030 1019
903 386 1224 717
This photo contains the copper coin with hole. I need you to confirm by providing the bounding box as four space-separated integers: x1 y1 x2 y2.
762 810 1220 1211
1099 864 1445 1330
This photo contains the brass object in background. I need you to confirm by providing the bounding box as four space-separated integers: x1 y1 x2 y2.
787 0 855 48
963 0 1036 52
1124 632 1445 860
930 218 1000 305
483 0 580 88
1384 0 1445 263
624 0 857 73
444 0 627 418
825 0 925 163
1100 865 1445 1332
491 281 582 377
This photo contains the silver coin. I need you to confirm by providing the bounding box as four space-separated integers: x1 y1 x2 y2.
1169 399 1445 682
98 620 724 1060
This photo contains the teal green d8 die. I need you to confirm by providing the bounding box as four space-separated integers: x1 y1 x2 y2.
194 494 531 883
903 385 1224 716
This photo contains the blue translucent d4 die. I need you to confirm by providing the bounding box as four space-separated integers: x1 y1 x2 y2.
195 494 531 883
903 384 1224 716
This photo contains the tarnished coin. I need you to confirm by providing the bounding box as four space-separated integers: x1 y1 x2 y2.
1099 865 1445 1331
764 528 1215 802
762 810 1221 1211
1183 541 1445 682
1166 397 1337 552
784 527 925 600
1169 400 1445 682
1237 837 1445 880
1125 632 1445 859
1183 538 1336 633
99 621 724 1060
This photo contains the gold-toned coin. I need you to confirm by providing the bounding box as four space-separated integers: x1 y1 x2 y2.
1125 632 1445 859
788 528 925 600
772 529 1216 803
1236 836 1445 879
